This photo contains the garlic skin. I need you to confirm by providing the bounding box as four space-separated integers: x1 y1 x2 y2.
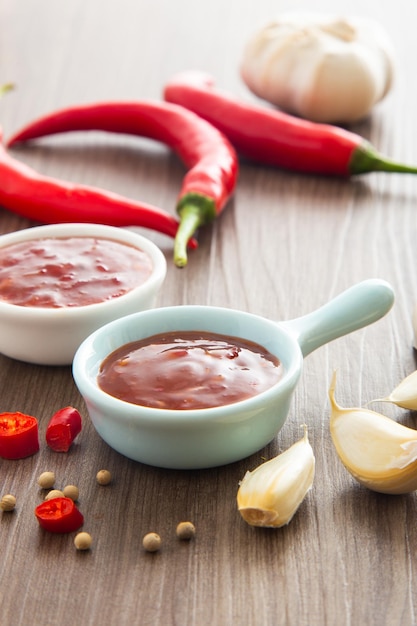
329 371 417 494
372 370 417 410
237 428 315 528
241 13 395 123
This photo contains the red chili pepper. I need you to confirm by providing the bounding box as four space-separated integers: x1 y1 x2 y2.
0 411 39 459
164 71 417 177
8 100 238 267
34 497 84 533
46 406 82 452
0 129 197 254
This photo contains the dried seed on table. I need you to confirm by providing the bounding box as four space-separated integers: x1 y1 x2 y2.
44 489 65 501
143 532 161 552
176 521 196 540
37 471 56 489
74 532 92 550
96 469 112 485
1 494 16 511
63 485 79 501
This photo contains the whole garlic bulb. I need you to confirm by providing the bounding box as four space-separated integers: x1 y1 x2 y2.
241 13 395 123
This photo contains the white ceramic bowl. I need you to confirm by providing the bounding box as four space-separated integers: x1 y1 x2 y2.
73 279 394 469
0 223 166 365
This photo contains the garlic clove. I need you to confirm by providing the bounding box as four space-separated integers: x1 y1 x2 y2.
329 370 417 494
241 13 395 124
371 370 417 410
237 427 315 527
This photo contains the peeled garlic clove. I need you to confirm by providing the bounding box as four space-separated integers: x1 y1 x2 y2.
241 13 395 123
371 370 417 410
329 371 417 494
237 427 315 527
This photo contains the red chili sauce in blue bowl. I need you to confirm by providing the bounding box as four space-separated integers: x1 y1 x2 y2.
98 330 284 410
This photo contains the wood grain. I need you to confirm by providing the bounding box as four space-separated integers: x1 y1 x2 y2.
1 1 417 624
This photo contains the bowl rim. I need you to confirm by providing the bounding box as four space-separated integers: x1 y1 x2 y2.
0 223 167 318
72 304 304 424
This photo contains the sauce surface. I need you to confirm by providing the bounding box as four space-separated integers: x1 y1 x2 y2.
0 236 153 307
98 330 284 410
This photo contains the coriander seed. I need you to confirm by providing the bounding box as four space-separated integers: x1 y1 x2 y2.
96 469 112 485
176 521 196 540
37 471 56 489
74 532 92 551
142 532 161 552
63 485 79 501
44 489 64 501
0 494 16 511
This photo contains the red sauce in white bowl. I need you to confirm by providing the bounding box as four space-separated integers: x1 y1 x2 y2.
0 236 153 308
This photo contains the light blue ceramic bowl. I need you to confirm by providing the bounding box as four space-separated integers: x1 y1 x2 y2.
73 279 394 469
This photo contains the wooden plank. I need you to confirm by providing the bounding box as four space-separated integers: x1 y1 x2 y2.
0 1 416 624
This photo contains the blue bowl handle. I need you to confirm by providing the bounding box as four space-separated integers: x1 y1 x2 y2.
279 279 395 358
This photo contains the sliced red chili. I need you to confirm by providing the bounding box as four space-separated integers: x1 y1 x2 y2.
0 411 39 459
46 406 82 452
35 497 84 533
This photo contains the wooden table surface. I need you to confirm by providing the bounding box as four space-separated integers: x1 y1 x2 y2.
1 1 417 624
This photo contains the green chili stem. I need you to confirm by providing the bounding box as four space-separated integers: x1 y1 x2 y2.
174 204 205 268
174 193 216 268
351 141 417 175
